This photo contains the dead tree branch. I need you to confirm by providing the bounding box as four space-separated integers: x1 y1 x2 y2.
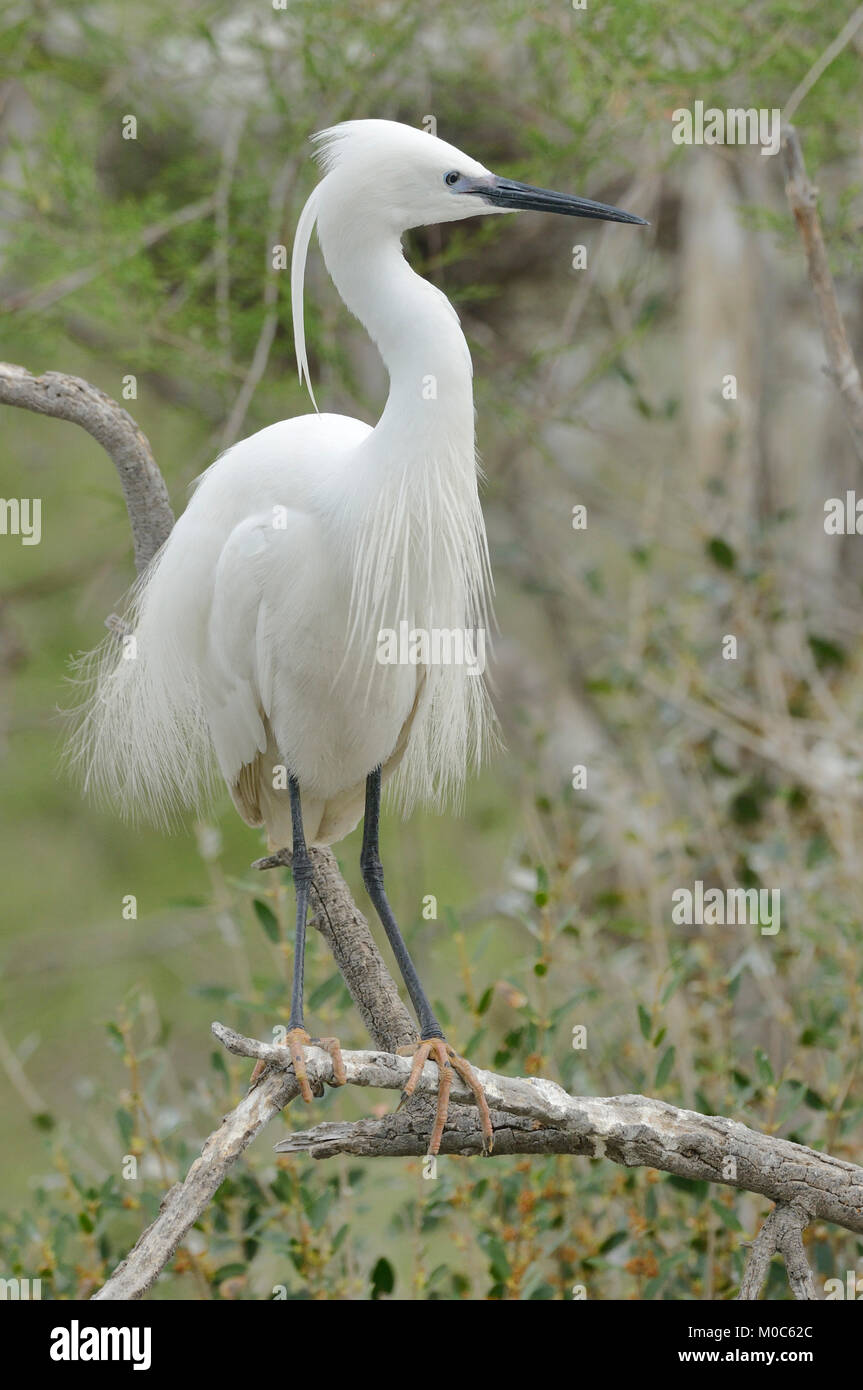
255 846 415 1052
96 1016 863 1299
0 362 173 572
92 1054 303 1300
738 1203 817 1302
781 126 863 462
211 1026 863 1239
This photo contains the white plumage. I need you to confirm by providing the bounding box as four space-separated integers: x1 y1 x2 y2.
72 121 503 847
71 119 645 852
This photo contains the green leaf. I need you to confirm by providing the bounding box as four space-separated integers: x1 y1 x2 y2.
115 1108 134 1150
370 1256 395 1300
706 536 736 569
253 898 279 943
308 973 345 1011
710 1200 742 1232
754 1048 774 1086
655 1045 676 1088
808 634 846 670
637 1004 651 1040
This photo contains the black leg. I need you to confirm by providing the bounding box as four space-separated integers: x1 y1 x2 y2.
360 766 444 1040
360 766 494 1156
287 773 313 1032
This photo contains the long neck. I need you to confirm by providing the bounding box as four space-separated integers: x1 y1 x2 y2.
316 213 492 676
317 221 476 457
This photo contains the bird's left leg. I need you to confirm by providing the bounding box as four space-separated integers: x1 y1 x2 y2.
359 766 493 1156
249 774 346 1100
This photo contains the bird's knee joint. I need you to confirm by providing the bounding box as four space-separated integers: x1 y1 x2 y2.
292 854 314 887
360 854 383 888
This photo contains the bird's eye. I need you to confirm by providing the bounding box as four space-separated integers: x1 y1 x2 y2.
444 170 460 187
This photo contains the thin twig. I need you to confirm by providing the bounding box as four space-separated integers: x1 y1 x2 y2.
781 125 863 462
214 113 245 367
783 7 863 125
219 159 298 448
2 195 218 316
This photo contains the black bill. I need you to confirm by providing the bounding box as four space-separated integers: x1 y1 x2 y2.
479 176 647 225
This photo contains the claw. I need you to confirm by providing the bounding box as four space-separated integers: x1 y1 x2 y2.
285 1027 315 1103
309 1034 347 1087
399 1036 494 1157
248 1027 345 1100
248 1057 267 1089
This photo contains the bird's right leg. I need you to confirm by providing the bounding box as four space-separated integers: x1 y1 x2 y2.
359 765 493 1156
249 774 345 1100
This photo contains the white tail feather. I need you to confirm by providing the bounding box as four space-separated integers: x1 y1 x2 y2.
65 542 216 826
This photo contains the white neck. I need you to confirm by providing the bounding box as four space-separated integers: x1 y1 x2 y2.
317 220 476 456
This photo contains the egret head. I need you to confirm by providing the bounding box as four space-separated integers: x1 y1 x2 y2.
292 119 646 406
310 118 647 233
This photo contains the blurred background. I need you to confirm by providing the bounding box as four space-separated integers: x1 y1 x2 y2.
2 0 863 1300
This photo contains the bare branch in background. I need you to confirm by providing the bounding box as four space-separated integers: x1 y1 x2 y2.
782 6 863 125
1 195 218 317
218 158 298 449
781 126 863 463
214 113 246 368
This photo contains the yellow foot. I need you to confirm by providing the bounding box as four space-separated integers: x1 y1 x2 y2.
397 1037 494 1157
249 1028 346 1102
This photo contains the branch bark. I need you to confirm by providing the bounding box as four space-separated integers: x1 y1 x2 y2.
738 1203 817 1302
781 126 863 463
211 1027 863 1237
0 362 173 572
255 847 416 1052
95 1018 863 1299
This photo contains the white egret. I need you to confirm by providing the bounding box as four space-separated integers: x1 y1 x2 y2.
73 119 645 1156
